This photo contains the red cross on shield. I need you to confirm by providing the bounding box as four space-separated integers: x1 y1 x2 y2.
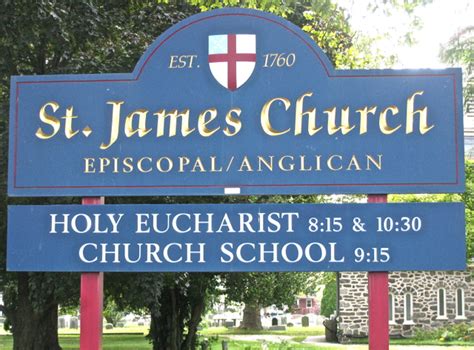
208 34 256 91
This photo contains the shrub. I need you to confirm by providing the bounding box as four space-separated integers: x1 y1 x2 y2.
320 278 337 318
414 323 474 342
103 297 124 327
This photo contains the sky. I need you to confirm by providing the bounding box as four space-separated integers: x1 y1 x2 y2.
335 0 473 68
335 0 473 133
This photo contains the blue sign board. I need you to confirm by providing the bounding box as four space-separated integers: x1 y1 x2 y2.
7 203 465 272
8 8 464 196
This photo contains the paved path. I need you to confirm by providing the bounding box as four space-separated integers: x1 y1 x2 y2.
303 336 364 347
224 334 295 343
225 335 471 349
303 336 471 349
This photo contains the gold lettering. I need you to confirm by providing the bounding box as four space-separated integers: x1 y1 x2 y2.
101 101 124 150
340 107 355 134
327 155 343 171
169 55 179 68
84 158 95 173
406 91 433 134
224 108 242 136
278 156 294 172
356 106 377 134
198 108 219 137
36 101 60 139
295 92 321 135
179 157 190 172
367 155 383 170
191 157 206 172
315 155 321 171
324 107 355 135
257 156 273 172
62 106 79 139
379 106 401 134
125 109 151 138
112 157 119 174
156 157 173 173
99 158 111 173
137 157 153 173
238 156 254 172
299 155 312 171
154 109 195 137
260 97 291 136
169 55 197 68
123 157 134 173
187 55 197 68
210 156 223 172
347 155 361 171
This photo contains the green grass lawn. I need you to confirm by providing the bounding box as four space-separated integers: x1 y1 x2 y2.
57 325 148 335
1 327 472 349
0 326 326 350
0 335 335 350
1 335 152 350
0 325 148 336
200 326 325 336
350 337 474 347
203 340 337 349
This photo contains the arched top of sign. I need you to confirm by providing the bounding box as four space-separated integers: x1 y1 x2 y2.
132 8 334 83
9 8 464 196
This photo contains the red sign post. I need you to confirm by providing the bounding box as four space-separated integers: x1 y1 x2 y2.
5 7 464 350
80 197 104 349
368 194 389 350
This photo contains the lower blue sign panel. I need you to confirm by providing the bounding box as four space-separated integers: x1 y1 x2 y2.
7 203 465 272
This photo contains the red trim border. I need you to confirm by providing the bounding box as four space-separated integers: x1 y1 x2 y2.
12 12 462 192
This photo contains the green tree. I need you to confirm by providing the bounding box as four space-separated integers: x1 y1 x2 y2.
0 0 411 348
88 0 367 345
0 1 107 346
0 2 198 349
150 273 219 350
187 0 367 68
218 196 355 329
103 297 125 327
105 271 219 350
390 162 474 261
464 162 474 261
190 0 369 331
438 16 473 262
320 274 337 317
223 272 318 329
440 26 473 107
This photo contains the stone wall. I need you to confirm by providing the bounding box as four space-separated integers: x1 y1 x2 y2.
338 268 474 338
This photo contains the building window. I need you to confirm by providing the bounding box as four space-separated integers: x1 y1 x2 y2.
389 294 395 324
437 288 447 319
404 293 414 324
456 288 466 319
306 299 313 308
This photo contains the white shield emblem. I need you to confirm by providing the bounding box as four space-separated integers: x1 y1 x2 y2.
208 34 256 91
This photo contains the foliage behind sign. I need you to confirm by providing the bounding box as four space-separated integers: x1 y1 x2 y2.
8 8 464 196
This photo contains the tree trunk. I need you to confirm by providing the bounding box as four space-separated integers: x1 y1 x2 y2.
182 295 205 350
149 277 209 350
35 303 61 350
11 273 61 350
169 287 179 350
149 317 162 350
240 303 263 330
149 287 180 350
